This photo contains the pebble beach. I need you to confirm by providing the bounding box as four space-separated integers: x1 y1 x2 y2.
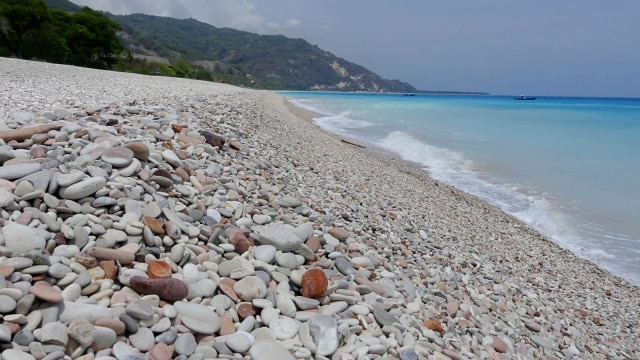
0 57 638 360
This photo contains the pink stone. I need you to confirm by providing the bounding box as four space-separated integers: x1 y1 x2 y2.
227 228 253 254
29 281 63 303
149 342 173 360
301 269 328 299
129 276 188 301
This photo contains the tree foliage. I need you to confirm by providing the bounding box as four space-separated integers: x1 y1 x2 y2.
0 0 121 68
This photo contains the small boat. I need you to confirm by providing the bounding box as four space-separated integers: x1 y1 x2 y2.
514 95 536 100
402 93 416 97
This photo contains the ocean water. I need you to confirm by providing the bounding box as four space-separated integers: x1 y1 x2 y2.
280 91 640 286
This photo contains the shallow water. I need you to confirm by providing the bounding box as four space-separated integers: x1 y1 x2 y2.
281 92 640 285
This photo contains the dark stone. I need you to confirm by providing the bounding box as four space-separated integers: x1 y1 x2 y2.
200 130 226 148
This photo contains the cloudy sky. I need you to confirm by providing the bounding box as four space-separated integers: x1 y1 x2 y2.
72 0 640 97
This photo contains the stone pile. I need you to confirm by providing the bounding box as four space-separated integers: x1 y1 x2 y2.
0 58 638 360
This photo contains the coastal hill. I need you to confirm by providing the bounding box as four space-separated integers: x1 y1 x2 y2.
42 0 417 92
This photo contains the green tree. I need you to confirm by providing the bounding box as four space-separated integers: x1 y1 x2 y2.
57 7 122 68
0 0 49 58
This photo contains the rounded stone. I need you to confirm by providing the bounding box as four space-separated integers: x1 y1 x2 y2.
233 276 267 301
249 340 294 360
125 142 151 161
301 269 328 299
101 147 134 167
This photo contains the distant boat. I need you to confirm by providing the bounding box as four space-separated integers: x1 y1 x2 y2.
402 93 416 97
514 95 536 100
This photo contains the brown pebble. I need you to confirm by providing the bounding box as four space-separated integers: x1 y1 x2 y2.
493 336 507 353
129 276 188 301
424 318 444 334
74 253 97 268
305 236 321 253
124 142 150 161
301 268 328 299
100 260 118 280
328 227 350 242
143 216 166 234
218 278 239 302
236 302 256 320
227 228 253 254
95 318 126 335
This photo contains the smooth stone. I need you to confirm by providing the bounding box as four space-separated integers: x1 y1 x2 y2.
129 277 188 301
0 294 17 313
3 223 46 253
226 331 254 353
126 299 154 320
112 340 141 360
373 308 400 326
308 315 339 356
174 333 197 356
125 142 150 161
334 257 355 276
0 162 41 180
1 349 36 360
92 326 117 350
173 301 220 334
248 340 294 360
57 172 85 187
58 177 107 200
276 252 299 269
101 147 134 167
161 149 183 168
130 327 154 352
59 301 114 323
269 317 300 340
233 276 267 301
29 281 63 303
0 188 13 207
253 222 302 251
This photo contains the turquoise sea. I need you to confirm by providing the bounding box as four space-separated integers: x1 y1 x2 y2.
281 92 640 286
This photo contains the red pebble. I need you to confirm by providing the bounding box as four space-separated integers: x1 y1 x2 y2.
301 268 328 299
129 276 188 301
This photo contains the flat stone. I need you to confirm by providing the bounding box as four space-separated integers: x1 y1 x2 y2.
56 172 85 187
0 162 41 180
125 142 150 161
130 327 154 352
254 245 277 264
58 176 107 200
174 333 197 356
40 321 68 346
101 147 134 167
249 340 294 360
173 301 220 334
2 223 46 254
269 317 300 340
253 222 302 251
59 301 113 323
29 281 63 303
1 349 36 360
226 331 254 353
308 315 339 356
373 308 399 326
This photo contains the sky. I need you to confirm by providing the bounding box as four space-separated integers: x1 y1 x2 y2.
71 0 640 98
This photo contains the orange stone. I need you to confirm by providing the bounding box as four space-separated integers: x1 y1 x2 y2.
147 260 172 279
301 269 328 299
424 318 444 334
305 236 321 253
100 260 118 280
219 314 235 336
218 278 239 302
143 216 166 234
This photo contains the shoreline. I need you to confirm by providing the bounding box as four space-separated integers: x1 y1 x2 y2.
281 92 639 286
1 58 639 358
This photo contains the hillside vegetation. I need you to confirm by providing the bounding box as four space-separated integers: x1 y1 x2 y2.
22 0 416 92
